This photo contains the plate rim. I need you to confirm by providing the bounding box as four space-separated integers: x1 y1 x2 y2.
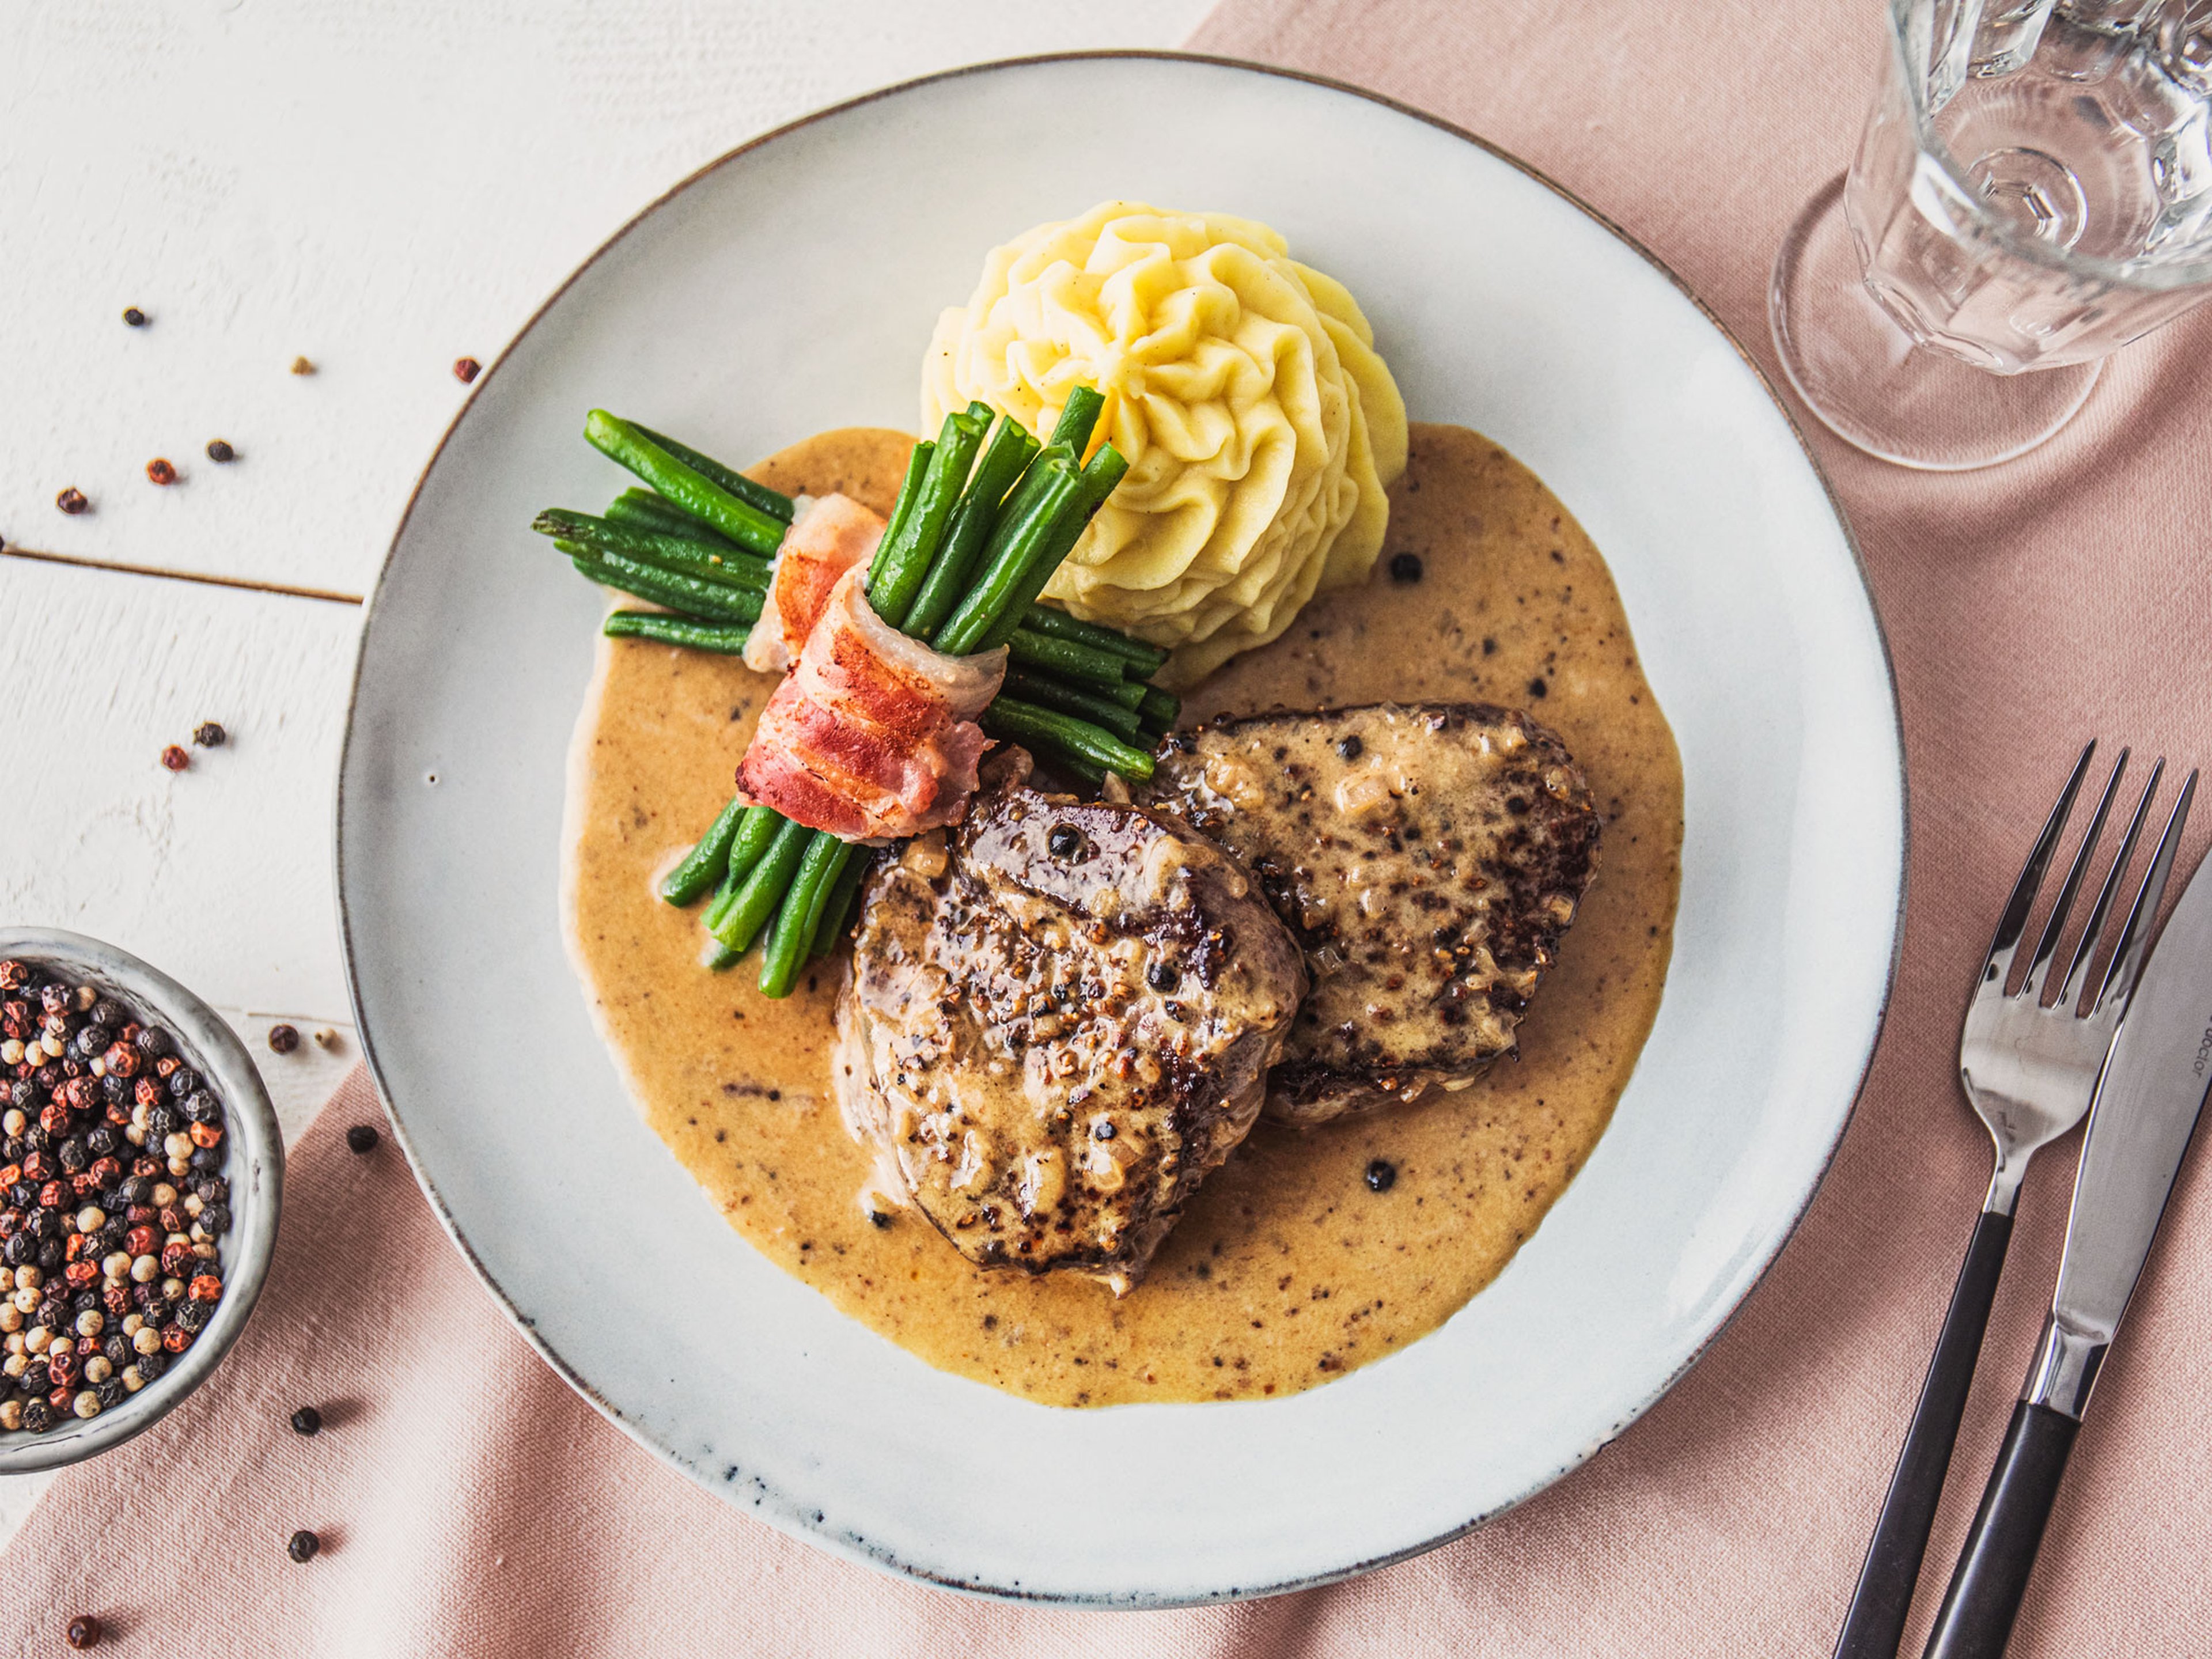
335 48 1911 1607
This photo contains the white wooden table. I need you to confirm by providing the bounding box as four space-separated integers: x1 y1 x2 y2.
0 0 1213 1547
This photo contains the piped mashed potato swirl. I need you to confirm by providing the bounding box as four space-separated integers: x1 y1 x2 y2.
921 202 1407 684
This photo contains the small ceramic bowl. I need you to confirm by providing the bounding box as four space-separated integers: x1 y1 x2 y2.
0 927 283 1472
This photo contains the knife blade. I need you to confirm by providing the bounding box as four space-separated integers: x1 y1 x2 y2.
1925 775 2209 1659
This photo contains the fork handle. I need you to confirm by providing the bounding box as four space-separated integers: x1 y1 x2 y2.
1832 1205 2015 1659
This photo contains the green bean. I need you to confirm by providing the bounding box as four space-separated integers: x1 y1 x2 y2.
982 697 1156 783
604 489 745 549
584 410 786 557
1048 385 1106 456
707 817 811 955
1001 669 1143 740
759 834 851 998
1138 684 1181 732
698 806 782 929
931 460 1081 655
869 409 988 628
975 444 1129 652
626 423 794 524
1018 605 1168 676
566 550 763 626
603 612 752 654
900 416 1040 640
874 442 934 574
537 510 770 593
1004 626 1129 688
809 850 870 959
657 796 750 907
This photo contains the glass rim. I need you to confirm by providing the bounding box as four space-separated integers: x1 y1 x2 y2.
1888 0 2212 293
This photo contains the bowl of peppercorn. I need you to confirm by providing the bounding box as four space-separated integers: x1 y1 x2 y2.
0 929 282 1471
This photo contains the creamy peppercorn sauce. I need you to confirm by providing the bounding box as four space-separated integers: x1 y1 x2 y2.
563 423 1682 1407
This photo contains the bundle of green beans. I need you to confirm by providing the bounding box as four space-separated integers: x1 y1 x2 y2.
532 391 1180 994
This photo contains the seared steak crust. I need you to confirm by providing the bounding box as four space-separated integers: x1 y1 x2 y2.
1145 702 1599 1123
836 777 1306 1289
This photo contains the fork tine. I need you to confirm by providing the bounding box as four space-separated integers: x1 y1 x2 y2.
2057 756 2161 1006
2094 766 2197 1014
2019 747 2128 1003
1979 740 2097 993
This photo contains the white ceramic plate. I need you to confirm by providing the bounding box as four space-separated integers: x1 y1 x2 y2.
338 54 1904 1606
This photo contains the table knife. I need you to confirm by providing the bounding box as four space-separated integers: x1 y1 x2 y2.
1922 828 2212 1659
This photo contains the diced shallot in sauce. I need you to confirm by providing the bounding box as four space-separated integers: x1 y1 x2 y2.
737 566 1005 842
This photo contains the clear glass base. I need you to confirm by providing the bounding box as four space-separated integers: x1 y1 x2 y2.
1768 175 2101 471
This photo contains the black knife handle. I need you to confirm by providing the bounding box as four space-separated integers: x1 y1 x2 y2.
1834 1205 2015 1659
1921 1400 2081 1659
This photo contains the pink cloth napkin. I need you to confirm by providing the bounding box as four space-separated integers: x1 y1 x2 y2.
13 1 2212 1652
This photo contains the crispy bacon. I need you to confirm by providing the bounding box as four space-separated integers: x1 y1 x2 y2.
738 567 1006 842
741 493 885 674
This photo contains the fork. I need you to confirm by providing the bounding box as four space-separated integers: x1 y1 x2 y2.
1834 740 2181 1659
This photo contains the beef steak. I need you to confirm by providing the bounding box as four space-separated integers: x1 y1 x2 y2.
1145 702 1600 1123
835 774 1306 1291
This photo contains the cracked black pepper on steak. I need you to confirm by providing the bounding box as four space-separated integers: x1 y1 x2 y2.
0 959 232 1434
1144 701 1601 1124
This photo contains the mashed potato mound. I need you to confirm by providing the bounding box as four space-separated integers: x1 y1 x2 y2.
921 202 1407 685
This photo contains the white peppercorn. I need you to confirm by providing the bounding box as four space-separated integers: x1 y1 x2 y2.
74 1310 102 1338
72 1390 99 1419
84 1356 111 1384
119 1365 143 1393
24 1327 51 1355
131 1327 160 1357
0 1400 17 1430
0 1306 20 1334
150 1183 177 1210
120 1313 142 1336
74 1206 105 1234
130 1255 158 1284
2 1354 24 1379
15 1267 39 1293
102 1252 130 1281
0 1043 20 1069
10 1289 35 1315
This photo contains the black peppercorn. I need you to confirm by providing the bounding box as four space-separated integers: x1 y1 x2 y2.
136 1350 165 1382
195 1177 229 1206
100 1074 127 1107
290 1404 323 1435
189 1146 221 1172
58 1139 86 1173
867 1210 892 1230
175 1300 209 1333
1093 1120 1117 1141
135 1027 173 1059
202 1204 232 1234
166 1067 198 1100
1145 960 1179 994
1363 1157 1398 1193
65 1612 103 1649
1388 551 1424 583
86 1126 116 1158
103 1334 129 1368
122 306 147 328
1046 824 1088 862
1335 734 1363 760
267 1024 299 1055
1527 676 1547 699
204 441 235 464
145 1105 177 1139
344 1125 380 1155
55 487 89 516
2 1233 30 1267
185 1090 220 1124
22 1361 50 1395
21 1400 54 1433
192 721 227 748
287 1529 321 1563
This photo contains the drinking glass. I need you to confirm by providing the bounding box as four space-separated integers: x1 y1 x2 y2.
1771 0 2212 470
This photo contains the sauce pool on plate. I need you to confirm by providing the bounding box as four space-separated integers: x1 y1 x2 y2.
562 423 1683 1407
